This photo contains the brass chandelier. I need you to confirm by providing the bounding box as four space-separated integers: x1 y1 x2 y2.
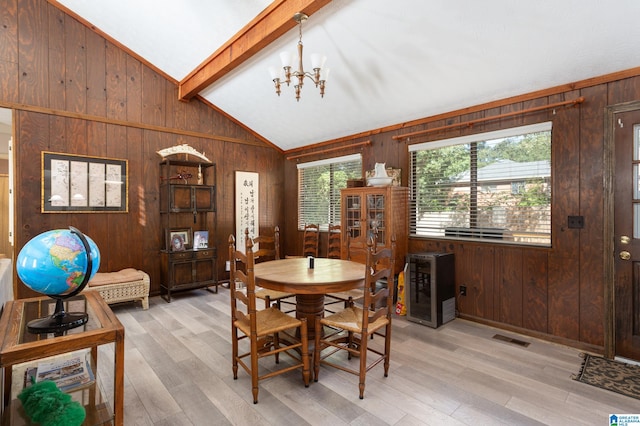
269 12 329 101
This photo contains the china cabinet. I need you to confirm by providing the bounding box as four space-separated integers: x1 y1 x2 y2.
159 159 217 302
340 186 408 275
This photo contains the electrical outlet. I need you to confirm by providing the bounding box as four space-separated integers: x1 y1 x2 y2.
568 215 584 229
460 285 467 296
225 260 230 271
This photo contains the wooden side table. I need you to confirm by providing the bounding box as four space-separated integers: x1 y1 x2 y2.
0 290 124 425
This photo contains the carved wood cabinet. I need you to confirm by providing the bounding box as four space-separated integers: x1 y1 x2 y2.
340 186 409 275
159 159 217 302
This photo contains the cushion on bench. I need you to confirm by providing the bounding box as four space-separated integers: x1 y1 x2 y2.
88 268 146 287
87 268 150 310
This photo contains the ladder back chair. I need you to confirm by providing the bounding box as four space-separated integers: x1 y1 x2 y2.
302 223 320 258
324 232 369 312
249 227 295 311
326 223 342 259
228 234 310 404
313 236 396 399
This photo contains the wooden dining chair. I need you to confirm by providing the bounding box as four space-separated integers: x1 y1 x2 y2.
302 223 320 258
313 236 395 399
248 227 295 312
324 232 368 312
228 234 310 404
326 223 342 259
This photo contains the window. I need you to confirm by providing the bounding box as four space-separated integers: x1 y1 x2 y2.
297 154 362 230
511 181 526 195
409 122 552 246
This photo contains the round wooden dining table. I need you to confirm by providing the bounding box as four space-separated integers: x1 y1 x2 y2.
253 257 366 335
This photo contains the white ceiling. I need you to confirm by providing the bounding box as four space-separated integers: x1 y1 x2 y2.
46 1 640 151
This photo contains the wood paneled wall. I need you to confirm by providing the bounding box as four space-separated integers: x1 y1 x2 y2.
5 0 640 352
0 0 285 297
284 75 640 352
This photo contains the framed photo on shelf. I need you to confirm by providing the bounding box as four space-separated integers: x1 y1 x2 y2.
167 228 191 251
193 231 209 249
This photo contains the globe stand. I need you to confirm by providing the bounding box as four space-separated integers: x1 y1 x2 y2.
25 226 95 335
27 298 88 335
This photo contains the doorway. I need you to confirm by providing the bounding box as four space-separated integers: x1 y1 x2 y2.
605 101 640 361
0 107 12 259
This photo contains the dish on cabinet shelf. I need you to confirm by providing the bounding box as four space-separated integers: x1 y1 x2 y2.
367 176 393 186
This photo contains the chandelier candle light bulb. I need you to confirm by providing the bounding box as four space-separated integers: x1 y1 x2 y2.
269 12 328 101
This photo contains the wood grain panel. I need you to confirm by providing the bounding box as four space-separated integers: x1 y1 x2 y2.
15 111 49 298
126 56 142 123
46 5 65 111
456 244 495 319
142 128 162 289
548 255 580 340
496 247 523 327
0 0 18 64
64 7 86 114
85 29 106 117
18 0 49 106
547 91 581 339
0 60 18 103
164 84 185 130
577 84 607 346
522 98 551 125
105 42 127 121
608 76 640 106
551 92 581 254
98 123 128 272
141 66 163 127
522 249 548 333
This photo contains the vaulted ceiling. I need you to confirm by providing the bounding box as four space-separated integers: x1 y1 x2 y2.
51 0 640 152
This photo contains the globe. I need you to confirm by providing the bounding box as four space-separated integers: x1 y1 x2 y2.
17 227 101 334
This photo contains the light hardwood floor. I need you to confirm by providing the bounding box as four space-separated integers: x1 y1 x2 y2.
96 289 639 425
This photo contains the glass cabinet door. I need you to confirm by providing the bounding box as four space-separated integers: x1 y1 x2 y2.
367 193 386 246
345 194 362 238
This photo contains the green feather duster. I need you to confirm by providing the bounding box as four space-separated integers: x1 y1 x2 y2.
18 380 86 426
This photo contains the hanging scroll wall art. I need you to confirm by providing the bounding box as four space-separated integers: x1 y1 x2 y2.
235 171 259 253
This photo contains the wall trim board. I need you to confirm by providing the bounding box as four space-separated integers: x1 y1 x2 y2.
0 100 269 149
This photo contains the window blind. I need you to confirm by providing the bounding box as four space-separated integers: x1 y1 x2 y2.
297 154 362 230
409 122 552 246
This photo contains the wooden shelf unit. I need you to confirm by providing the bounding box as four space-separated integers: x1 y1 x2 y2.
159 159 218 302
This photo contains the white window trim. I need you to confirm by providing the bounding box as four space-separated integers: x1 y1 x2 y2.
296 153 362 169
408 122 552 152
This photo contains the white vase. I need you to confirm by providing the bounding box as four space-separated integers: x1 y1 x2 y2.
374 163 388 178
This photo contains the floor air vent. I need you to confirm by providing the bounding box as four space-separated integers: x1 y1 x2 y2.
492 334 530 347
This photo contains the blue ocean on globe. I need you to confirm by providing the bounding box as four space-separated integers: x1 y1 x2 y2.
17 229 101 296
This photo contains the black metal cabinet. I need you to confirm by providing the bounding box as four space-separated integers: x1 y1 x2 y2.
159 159 218 302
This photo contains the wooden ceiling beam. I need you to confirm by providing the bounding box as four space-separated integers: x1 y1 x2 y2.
178 0 332 101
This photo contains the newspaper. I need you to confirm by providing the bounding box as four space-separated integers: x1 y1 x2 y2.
25 354 95 392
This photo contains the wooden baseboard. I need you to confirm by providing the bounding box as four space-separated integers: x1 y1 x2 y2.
458 313 604 355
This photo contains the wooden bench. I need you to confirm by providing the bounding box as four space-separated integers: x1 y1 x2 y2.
86 268 150 310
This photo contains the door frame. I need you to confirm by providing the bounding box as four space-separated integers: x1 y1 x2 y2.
603 100 640 358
